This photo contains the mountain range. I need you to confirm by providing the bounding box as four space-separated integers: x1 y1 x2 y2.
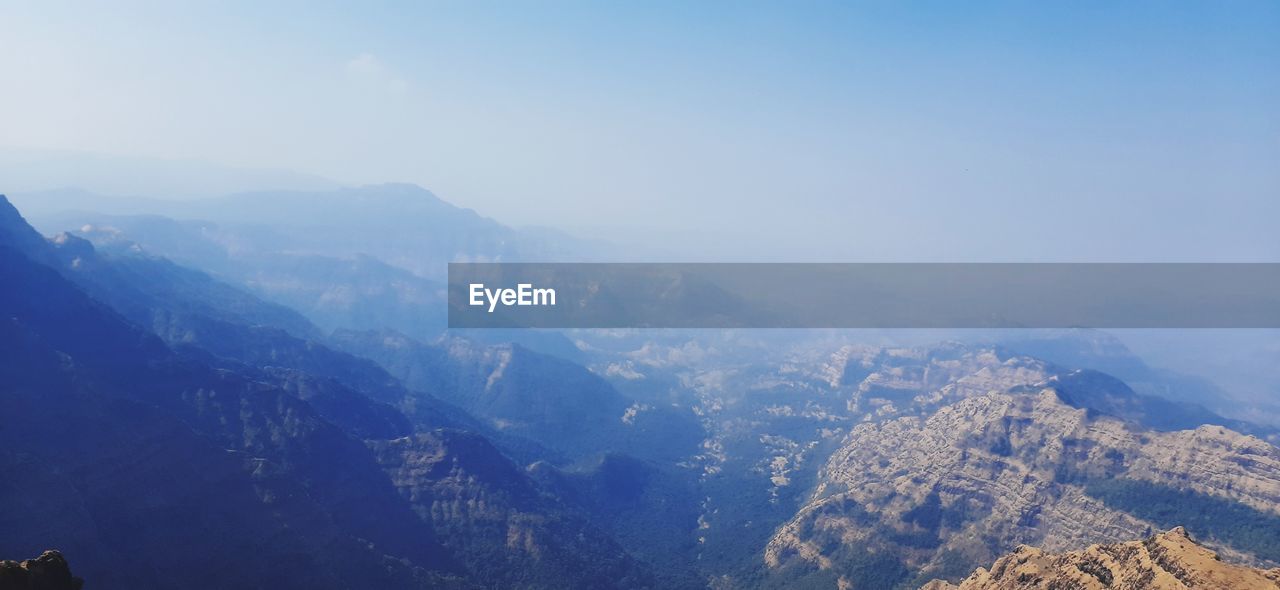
12 184 595 281
0 194 664 588
4 187 1279 590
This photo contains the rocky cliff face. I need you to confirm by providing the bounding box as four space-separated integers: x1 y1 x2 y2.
0 195 657 589
569 334 1265 587
766 385 1280 587
369 431 657 589
0 222 454 588
920 527 1280 589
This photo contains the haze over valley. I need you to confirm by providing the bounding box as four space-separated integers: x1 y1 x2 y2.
3 179 1279 588
2 2 1277 588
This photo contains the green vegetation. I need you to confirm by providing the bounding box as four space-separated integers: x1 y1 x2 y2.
739 543 911 590
1084 478 1280 562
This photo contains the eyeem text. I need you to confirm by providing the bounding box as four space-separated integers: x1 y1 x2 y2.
469 283 557 313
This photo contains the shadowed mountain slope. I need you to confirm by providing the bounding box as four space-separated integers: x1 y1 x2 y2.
332 329 705 464
0 195 657 589
0 209 457 588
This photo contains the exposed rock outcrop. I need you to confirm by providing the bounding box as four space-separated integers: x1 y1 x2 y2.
369 431 657 589
0 551 83 590
767 386 1280 585
920 527 1280 589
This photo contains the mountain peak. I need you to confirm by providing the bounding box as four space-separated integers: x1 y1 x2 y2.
0 194 57 263
0 550 84 590
921 527 1280 589
354 182 437 196
0 193 28 234
50 231 97 259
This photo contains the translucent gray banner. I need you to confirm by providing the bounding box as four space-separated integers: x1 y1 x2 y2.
448 263 1280 329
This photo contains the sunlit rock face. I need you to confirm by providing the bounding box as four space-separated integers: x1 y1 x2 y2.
767 384 1280 587
921 527 1280 590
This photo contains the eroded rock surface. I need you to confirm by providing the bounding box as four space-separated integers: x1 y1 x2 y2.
921 527 1280 589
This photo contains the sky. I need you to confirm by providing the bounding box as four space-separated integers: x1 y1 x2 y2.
1 1 1277 260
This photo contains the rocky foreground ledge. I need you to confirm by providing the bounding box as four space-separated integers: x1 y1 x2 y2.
0 551 83 590
922 527 1280 590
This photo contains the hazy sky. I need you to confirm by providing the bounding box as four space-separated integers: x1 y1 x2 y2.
1 1 1277 260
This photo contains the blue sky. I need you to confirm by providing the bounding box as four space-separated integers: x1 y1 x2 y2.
1 1 1276 260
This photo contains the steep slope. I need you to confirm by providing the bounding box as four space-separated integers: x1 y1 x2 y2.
332 330 705 463
0 196 58 266
14 199 581 463
999 329 1274 433
43 212 450 337
529 455 705 589
1 195 657 589
47 230 319 340
36 209 587 357
579 338 1084 584
0 245 454 588
1043 369 1266 436
370 431 657 590
29 221 480 436
920 527 1280 590
571 335 1274 586
766 385 1280 588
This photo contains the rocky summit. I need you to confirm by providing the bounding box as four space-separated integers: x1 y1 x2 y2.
0 551 83 590
921 527 1280 589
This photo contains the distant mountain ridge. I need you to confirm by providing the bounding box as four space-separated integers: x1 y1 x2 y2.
995 329 1271 429
13 183 595 280
16 185 612 352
